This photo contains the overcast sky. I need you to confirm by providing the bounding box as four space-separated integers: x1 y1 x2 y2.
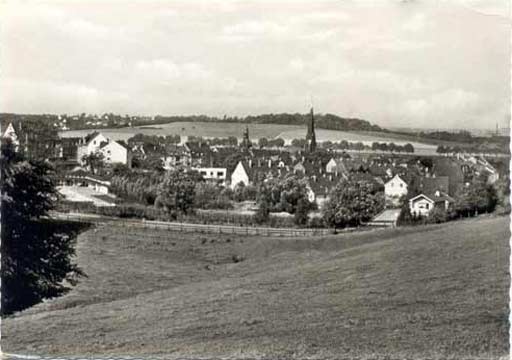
1 0 510 129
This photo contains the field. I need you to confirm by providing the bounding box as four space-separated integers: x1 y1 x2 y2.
3 215 509 359
59 121 437 154
59 122 304 143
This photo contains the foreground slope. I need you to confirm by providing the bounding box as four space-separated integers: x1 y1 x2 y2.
3 216 509 359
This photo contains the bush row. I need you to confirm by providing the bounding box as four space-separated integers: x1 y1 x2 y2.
55 201 326 228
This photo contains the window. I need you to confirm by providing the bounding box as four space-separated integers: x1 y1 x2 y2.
200 171 207 176
217 171 224 177
399 183 403 188
425 203 429 209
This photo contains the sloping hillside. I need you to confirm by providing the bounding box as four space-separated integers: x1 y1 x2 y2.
3 216 509 359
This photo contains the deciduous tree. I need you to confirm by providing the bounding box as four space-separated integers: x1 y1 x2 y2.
1 140 88 314
323 178 384 228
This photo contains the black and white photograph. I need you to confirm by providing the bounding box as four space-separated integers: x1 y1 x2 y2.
0 0 510 359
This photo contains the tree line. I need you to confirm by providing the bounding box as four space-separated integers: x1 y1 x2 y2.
149 113 383 132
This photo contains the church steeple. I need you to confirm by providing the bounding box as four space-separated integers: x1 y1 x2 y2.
305 107 316 153
241 125 251 150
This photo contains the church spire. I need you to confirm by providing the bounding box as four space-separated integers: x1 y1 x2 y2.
241 125 251 150
305 107 316 153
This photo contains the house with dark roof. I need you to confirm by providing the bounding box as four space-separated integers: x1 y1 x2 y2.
162 144 192 169
432 158 464 195
306 172 345 207
184 141 212 166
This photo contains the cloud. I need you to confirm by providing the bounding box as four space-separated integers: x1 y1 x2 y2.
134 59 213 83
0 1 508 129
60 18 113 38
220 20 288 42
447 0 510 18
293 11 349 24
299 28 339 42
398 88 484 127
402 13 426 31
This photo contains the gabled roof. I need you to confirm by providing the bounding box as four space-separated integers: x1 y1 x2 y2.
84 131 102 145
385 174 408 186
410 191 454 204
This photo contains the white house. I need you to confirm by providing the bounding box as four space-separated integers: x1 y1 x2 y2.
77 132 109 160
99 140 132 168
384 174 408 206
409 191 454 217
230 161 250 189
326 158 338 173
194 167 227 185
325 158 349 178
77 132 132 167
2 122 19 148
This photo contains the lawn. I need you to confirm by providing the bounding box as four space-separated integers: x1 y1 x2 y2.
2 215 509 359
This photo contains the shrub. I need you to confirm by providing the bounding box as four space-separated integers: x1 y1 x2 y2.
307 216 325 228
323 178 384 228
425 207 448 224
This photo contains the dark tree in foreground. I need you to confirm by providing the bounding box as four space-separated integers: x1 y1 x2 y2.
1 141 89 315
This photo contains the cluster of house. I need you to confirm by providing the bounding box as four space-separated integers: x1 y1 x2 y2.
2 119 502 217
383 155 500 216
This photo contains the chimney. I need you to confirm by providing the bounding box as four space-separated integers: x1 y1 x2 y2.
435 190 440 197
268 159 272 168
248 159 253 168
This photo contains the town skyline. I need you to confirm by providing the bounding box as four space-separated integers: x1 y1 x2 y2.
1 0 510 130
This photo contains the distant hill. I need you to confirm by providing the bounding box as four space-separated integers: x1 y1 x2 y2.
153 113 384 132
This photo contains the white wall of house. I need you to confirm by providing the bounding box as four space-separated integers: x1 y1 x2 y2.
385 175 408 205
3 123 19 147
99 141 132 167
409 196 434 216
326 158 337 173
78 133 109 162
85 133 108 154
230 161 250 189
195 167 227 184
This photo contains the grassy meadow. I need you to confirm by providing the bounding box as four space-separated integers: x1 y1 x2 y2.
3 215 509 359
